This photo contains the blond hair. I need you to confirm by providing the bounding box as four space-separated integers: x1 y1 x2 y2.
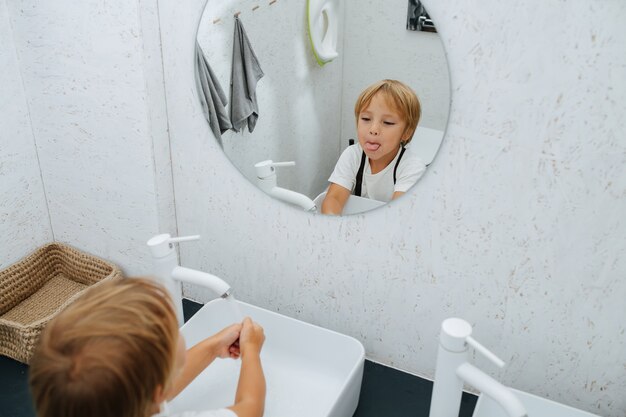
29 277 179 417
354 79 422 144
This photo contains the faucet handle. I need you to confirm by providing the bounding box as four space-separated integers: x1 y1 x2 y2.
254 160 296 179
270 161 296 167
439 318 506 368
466 336 506 368
147 234 200 258
169 235 201 244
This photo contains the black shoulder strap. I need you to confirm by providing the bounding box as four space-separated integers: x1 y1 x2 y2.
354 151 366 196
393 147 407 184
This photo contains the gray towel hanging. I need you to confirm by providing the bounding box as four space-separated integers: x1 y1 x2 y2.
230 16 264 133
195 41 231 145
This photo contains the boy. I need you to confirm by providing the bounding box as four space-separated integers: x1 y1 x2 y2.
321 80 425 215
29 278 266 417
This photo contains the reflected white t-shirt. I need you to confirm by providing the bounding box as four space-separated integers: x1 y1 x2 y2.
328 144 426 202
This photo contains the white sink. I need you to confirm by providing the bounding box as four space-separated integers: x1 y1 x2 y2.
472 388 602 417
169 298 365 417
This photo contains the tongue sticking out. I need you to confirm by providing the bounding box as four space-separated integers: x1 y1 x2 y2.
364 142 380 152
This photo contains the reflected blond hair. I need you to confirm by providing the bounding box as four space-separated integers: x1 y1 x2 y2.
29 277 179 417
354 79 422 144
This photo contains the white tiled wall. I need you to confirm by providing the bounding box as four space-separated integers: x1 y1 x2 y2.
2 0 173 274
0 0 53 267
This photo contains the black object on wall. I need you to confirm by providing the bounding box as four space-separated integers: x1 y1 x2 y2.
406 0 437 33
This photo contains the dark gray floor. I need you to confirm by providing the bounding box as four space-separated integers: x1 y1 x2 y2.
0 299 476 417
0 355 34 417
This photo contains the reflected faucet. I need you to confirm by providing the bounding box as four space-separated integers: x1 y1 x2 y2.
254 160 317 211
429 318 527 417
147 234 231 326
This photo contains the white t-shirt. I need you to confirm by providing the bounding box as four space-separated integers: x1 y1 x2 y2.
328 144 426 202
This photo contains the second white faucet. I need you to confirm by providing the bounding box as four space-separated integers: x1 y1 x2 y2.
429 318 527 417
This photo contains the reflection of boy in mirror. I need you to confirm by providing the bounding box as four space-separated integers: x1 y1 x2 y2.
321 79 426 215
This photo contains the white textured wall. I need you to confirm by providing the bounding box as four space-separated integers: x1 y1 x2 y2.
2 0 173 274
196 0 343 199
0 0 53 267
162 0 626 416
340 0 450 143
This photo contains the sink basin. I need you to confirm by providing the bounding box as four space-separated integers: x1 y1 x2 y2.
169 298 365 417
472 388 601 417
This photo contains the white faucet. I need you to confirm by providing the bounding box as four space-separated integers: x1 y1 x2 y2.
147 233 231 326
429 318 527 417
254 160 316 211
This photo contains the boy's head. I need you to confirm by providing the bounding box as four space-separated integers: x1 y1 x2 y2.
354 79 421 145
29 278 181 417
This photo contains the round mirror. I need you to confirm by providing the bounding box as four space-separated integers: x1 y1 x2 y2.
195 0 450 215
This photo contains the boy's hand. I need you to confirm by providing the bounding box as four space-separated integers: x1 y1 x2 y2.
239 317 265 358
210 323 243 359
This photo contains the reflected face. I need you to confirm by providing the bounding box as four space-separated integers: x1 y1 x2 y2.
357 93 410 169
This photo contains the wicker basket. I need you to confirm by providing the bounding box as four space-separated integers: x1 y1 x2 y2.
0 242 123 364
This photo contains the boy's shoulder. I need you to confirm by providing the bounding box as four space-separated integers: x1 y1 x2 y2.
401 145 426 167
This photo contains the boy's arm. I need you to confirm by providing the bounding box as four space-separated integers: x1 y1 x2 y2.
321 183 351 215
228 317 266 417
392 191 405 200
167 323 242 400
